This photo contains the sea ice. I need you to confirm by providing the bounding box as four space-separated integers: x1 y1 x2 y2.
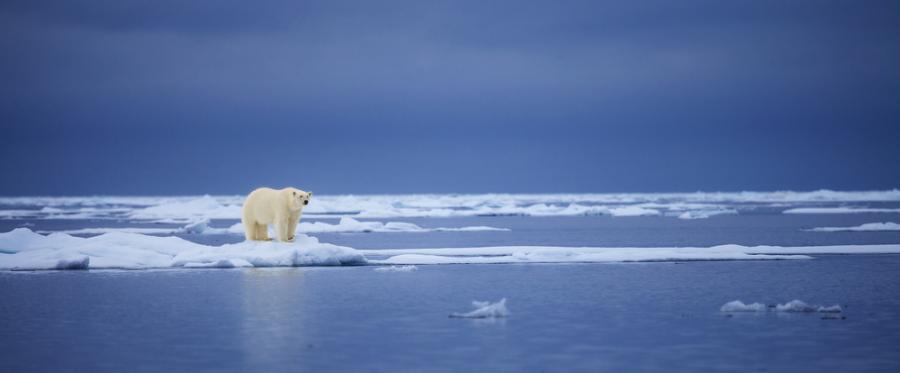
450 299 509 318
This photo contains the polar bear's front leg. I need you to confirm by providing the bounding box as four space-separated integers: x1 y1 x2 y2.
276 217 292 242
287 214 299 241
256 223 271 241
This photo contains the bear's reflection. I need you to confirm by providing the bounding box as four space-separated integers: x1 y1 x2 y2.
239 268 313 369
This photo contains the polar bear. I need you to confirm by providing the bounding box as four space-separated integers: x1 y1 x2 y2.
242 187 312 242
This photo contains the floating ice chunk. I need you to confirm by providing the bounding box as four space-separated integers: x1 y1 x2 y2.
450 298 509 318
721 300 843 314
808 222 900 232
817 305 843 313
374 265 418 272
720 300 767 312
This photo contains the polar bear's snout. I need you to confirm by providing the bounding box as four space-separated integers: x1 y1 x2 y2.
304 200 309 205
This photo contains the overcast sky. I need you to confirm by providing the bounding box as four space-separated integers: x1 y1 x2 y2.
1 0 899 195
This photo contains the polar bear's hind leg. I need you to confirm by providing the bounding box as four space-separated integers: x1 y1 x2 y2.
242 219 256 241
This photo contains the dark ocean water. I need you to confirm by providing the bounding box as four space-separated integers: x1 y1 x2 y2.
2 209 900 372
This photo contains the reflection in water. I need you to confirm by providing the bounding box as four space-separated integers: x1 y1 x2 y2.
240 268 310 370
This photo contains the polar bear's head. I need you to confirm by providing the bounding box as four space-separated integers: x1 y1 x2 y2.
285 188 312 211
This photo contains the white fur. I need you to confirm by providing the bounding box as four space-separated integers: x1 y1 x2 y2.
241 187 312 242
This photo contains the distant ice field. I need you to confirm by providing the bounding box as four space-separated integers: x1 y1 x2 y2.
1 190 900 270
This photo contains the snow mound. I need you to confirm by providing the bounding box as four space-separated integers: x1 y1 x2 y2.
374 265 418 272
0 228 366 270
809 222 900 232
450 298 509 318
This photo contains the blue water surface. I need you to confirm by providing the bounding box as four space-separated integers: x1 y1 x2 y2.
2 211 900 372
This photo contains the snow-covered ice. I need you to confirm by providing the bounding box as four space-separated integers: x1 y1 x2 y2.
809 222 900 232
0 228 366 270
450 299 509 318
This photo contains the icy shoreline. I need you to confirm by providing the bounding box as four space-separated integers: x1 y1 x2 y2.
2 228 900 271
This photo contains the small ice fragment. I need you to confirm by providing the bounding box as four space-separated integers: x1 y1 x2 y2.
775 300 817 312
720 300 767 312
450 298 509 318
374 265 418 272
817 305 843 313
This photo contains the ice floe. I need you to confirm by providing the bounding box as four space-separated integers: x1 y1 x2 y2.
450 299 509 318
721 300 843 314
0 228 365 270
808 222 900 232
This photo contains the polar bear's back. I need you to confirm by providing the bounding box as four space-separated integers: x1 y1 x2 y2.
243 187 284 224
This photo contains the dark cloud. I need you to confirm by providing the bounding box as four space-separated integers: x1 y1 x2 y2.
1 1 899 194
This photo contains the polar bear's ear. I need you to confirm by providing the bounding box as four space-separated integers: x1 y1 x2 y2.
307 191 313 198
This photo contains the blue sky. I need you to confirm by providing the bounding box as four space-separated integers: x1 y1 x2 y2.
1 1 899 195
